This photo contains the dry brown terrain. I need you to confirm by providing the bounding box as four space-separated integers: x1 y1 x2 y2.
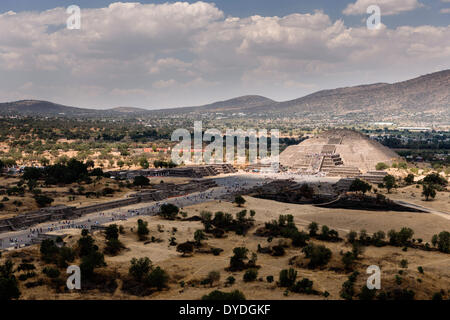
1 195 449 300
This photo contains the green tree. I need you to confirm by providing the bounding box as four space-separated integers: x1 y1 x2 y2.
431 231 450 253
308 222 319 237
159 203 179 220
229 247 249 271
133 175 150 187
302 243 332 269
383 175 396 193
0 260 21 300
146 266 169 290
422 183 436 201
243 269 258 282
194 230 206 246
137 219 149 241
279 268 297 287
349 178 372 194
129 257 152 281
234 195 246 207
376 162 389 170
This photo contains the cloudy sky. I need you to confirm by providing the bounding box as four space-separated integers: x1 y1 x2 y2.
0 0 449 109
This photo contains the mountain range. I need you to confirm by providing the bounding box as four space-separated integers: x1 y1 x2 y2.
0 69 448 118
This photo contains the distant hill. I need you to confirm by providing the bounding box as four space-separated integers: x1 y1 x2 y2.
273 69 450 114
1 69 448 118
0 100 100 116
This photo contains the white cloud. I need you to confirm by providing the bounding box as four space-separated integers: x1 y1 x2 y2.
0 1 448 108
343 0 423 15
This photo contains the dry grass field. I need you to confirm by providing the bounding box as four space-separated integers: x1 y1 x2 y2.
2 195 449 300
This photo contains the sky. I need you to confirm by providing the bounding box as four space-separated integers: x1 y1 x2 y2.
0 0 449 109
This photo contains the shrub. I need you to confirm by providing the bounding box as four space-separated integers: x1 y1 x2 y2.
229 247 249 271
80 251 106 279
417 266 424 274
291 278 315 294
291 231 309 247
105 224 120 241
431 231 450 253
137 219 149 241
225 276 235 286
57 247 76 268
358 285 376 300
34 195 54 207
376 162 389 170
266 275 274 283
349 179 372 194
422 183 437 201
0 260 20 300
176 242 194 256
279 268 297 288
146 267 169 290
234 195 246 207
271 245 285 256
129 257 152 281
159 203 179 220
400 259 408 269
194 230 206 246
133 175 149 187
243 269 258 282
308 222 319 236
207 271 221 286
43 267 60 279
301 243 332 269
40 239 59 263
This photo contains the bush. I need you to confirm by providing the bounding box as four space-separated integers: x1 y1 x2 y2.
80 251 106 279
308 222 318 237
358 285 376 300
129 257 152 281
226 276 235 286
417 266 424 274
104 238 124 255
431 231 450 253
34 195 54 208
383 175 396 193
291 231 309 247
301 244 332 269
291 278 315 294
146 266 169 290
40 239 59 263
133 175 150 187
43 267 60 279
388 227 414 247
243 269 258 282
266 275 274 283
234 195 246 207
271 245 285 256
400 259 408 269
159 203 179 220
202 290 246 300
57 247 76 268
0 260 21 300
229 247 249 271
376 162 389 170
279 268 297 288
349 179 372 194
207 271 221 286
137 219 149 241
105 224 119 241
176 242 194 256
